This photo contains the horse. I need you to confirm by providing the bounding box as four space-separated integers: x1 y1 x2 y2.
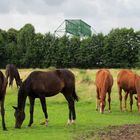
13 69 79 128
0 71 8 130
95 69 113 113
5 64 22 88
117 69 140 112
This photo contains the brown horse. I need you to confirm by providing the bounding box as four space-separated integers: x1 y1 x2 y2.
13 69 79 128
5 64 22 88
95 69 113 113
117 69 140 112
0 71 8 130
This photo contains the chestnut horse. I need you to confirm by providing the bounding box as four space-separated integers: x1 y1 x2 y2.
0 71 8 130
13 69 79 128
5 64 22 88
95 69 113 113
117 69 140 112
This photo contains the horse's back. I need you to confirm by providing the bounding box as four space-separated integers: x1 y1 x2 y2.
24 69 75 97
117 69 136 91
56 69 75 87
96 69 113 92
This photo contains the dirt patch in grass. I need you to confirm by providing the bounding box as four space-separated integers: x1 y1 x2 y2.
75 124 140 140
98 124 140 140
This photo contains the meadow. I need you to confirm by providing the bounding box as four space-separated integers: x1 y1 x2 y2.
0 68 140 140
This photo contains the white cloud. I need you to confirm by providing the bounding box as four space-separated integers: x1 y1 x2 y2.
0 0 139 34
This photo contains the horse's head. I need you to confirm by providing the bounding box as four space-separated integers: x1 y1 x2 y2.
13 106 25 128
100 99 106 114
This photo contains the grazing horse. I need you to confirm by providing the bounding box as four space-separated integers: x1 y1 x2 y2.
5 64 22 88
117 69 140 112
95 69 113 113
13 69 79 128
0 71 8 130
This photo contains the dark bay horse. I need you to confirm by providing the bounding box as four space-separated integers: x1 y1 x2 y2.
95 69 113 113
13 69 79 128
0 71 8 130
5 64 22 88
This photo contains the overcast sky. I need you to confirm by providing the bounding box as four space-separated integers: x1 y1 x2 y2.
0 0 140 34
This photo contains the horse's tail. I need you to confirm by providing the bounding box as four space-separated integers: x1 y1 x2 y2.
73 87 79 102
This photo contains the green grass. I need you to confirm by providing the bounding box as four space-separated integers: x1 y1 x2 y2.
0 68 140 140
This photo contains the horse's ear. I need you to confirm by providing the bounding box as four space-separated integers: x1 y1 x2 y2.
12 106 17 110
135 96 138 100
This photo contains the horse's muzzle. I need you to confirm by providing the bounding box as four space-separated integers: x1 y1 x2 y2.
15 125 21 129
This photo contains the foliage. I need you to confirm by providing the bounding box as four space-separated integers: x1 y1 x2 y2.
0 24 140 68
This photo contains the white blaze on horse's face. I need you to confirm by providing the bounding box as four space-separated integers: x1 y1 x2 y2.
100 101 106 114
100 102 103 113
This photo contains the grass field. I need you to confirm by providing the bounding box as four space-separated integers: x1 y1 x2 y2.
0 68 140 140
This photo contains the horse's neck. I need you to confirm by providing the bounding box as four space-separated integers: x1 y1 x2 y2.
15 72 22 85
15 72 21 81
17 88 27 110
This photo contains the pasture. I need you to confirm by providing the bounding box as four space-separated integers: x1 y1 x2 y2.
0 68 140 140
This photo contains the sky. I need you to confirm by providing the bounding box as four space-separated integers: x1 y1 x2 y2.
0 0 140 34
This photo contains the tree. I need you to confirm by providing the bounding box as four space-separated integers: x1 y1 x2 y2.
103 28 139 68
17 24 35 67
0 29 8 67
6 28 18 64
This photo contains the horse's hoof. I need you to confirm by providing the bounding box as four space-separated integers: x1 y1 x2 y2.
108 110 111 113
3 128 7 131
28 124 32 127
40 119 49 126
45 120 49 126
96 108 98 111
40 122 45 125
71 120 76 125
100 110 104 114
45 121 48 126
67 119 72 125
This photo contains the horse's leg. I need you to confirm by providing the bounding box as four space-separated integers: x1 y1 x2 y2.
9 76 14 87
119 87 122 112
96 88 100 111
63 93 76 125
108 90 111 112
129 93 133 112
28 96 35 127
70 99 76 124
0 99 7 130
124 92 128 112
40 98 48 126
5 72 9 84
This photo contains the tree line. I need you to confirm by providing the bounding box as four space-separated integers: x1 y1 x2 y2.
0 24 140 68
